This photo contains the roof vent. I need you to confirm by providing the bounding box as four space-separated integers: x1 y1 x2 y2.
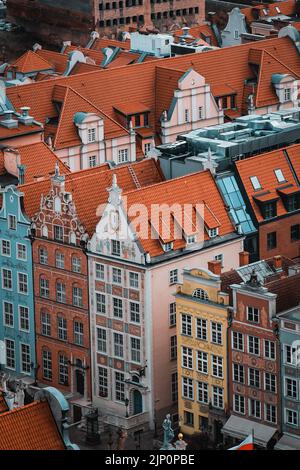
0 110 18 129
18 106 34 126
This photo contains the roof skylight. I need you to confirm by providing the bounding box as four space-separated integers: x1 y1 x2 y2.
250 176 262 190
274 168 285 183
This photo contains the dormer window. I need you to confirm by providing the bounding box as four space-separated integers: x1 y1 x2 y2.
163 242 173 252
88 128 96 143
208 228 218 238
250 176 262 191
263 8 268 15
274 169 285 183
186 235 196 244
118 148 128 163
264 202 277 219
275 6 281 14
284 88 291 102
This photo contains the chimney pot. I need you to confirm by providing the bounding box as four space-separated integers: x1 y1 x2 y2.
239 251 249 267
208 260 222 275
273 255 282 270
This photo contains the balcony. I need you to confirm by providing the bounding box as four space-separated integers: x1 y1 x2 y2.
104 411 150 430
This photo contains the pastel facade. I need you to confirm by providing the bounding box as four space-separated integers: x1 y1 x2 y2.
176 265 230 444
0 186 36 379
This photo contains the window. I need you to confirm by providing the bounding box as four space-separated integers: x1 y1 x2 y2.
284 344 298 365
265 372 276 393
53 225 63 241
72 257 81 273
182 346 193 369
144 143 152 154
215 253 223 265
115 372 125 402
208 228 218 238
264 203 277 220
42 350 52 380
211 322 222 344
197 350 208 374
184 411 194 427
291 224 300 242
248 368 260 388
170 335 177 360
169 269 178 285
198 106 203 120
1 240 10 256
18 273 28 294
163 242 173 252
186 235 196 244
74 321 83 346
97 328 107 353
286 195 300 212
182 377 193 400
181 314 192 336
89 155 97 167
171 372 178 402
118 149 128 163
8 214 16 230
274 168 285 183
55 252 64 269
17 243 27 260
197 381 208 404
130 302 140 323
169 303 176 327
20 344 31 374
285 377 297 399
131 337 141 363
234 394 245 414
234 30 239 39
3 302 13 327
184 109 189 123
249 399 261 419
264 340 275 360
212 386 224 409
111 240 121 256
196 318 207 341
193 288 209 300
129 271 139 289
284 88 291 102
57 316 67 341
73 286 83 307
98 366 108 397
56 281 66 303
232 331 244 351
39 247 48 265
114 333 124 358
212 355 223 378
250 176 261 191
58 354 68 385
247 306 259 323
40 278 49 298
96 293 106 314
233 363 244 384
113 297 123 318
88 128 96 143
95 263 105 280
267 231 277 250
248 335 260 356
2 269 12 290
285 408 298 426
41 311 51 336
5 339 15 369
19 306 29 331
112 267 122 284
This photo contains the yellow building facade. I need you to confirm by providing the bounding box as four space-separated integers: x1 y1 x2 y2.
175 263 230 444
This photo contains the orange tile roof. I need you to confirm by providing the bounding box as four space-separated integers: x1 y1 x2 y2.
19 158 165 234
235 146 300 223
0 121 42 142
0 400 65 450
64 44 105 65
12 50 54 73
114 102 150 115
173 24 219 48
7 37 300 142
286 144 300 176
91 38 131 51
242 0 297 23
0 393 8 413
36 49 69 74
125 170 236 257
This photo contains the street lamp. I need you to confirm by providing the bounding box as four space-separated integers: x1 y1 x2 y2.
125 398 129 417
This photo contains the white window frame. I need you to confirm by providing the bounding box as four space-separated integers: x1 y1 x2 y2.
1 239 11 257
19 305 30 332
16 243 27 261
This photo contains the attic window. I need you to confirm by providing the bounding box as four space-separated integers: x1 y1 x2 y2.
192 288 209 301
88 128 96 143
284 88 291 102
250 176 262 191
263 8 268 15
208 228 218 238
186 235 196 244
275 6 281 13
274 169 285 183
163 242 173 252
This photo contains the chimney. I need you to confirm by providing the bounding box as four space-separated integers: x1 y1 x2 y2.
273 255 282 271
208 260 222 275
0 110 18 129
239 251 249 267
18 107 34 126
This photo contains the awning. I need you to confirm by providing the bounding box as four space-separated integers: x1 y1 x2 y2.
222 415 277 447
274 434 300 450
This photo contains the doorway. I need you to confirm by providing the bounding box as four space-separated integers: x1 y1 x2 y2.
75 369 84 395
132 389 143 415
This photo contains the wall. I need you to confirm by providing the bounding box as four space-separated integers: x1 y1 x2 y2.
259 213 300 260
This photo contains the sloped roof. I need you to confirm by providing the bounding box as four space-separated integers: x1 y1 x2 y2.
36 49 69 74
235 145 300 223
242 0 297 23
12 50 54 73
91 38 131 51
173 24 219 47
0 400 65 450
19 158 165 235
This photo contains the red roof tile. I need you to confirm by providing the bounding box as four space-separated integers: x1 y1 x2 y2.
12 50 54 73
0 400 65 450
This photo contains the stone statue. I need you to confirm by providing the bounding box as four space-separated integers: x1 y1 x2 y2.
160 414 175 450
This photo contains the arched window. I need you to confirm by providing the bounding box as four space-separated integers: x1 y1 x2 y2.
54 196 61 213
192 288 209 301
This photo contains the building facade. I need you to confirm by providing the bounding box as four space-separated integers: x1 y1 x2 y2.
176 264 230 444
0 185 36 380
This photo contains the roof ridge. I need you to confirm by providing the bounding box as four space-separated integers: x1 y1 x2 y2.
0 400 46 417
